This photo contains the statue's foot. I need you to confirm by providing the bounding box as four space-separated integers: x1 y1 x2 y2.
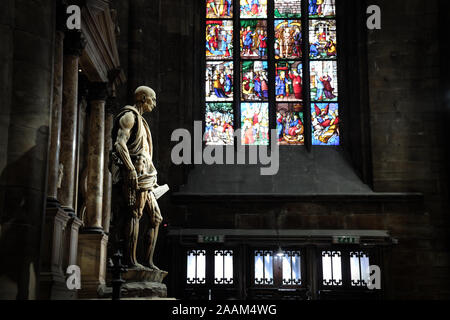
146 263 160 271
128 263 147 271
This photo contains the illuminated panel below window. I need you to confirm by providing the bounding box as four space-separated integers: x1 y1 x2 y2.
187 250 206 285
322 251 342 286
214 250 234 285
255 250 274 285
282 251 302 285
350 252 371 287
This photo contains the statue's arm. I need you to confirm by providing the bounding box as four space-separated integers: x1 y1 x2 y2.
114 112 136 171
114 111 138 206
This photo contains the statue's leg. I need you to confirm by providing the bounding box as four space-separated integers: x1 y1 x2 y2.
123 213 139 267
144 192 163 270
123 191 146 268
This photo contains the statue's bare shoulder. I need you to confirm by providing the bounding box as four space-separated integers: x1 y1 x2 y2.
118 110 136 131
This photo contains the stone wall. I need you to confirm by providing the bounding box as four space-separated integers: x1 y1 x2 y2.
367 0 450 298
0 0 55 299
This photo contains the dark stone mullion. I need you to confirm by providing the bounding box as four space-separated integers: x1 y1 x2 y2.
302 0 312 150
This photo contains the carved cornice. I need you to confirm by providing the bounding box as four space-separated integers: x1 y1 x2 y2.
79 0 126 86
64 31 87 57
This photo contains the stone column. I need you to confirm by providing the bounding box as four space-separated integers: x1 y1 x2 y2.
38 27 71 300
102 99 115 234
84 82 107 232
78 82 109 298
59 31 85 213
46 30 65 206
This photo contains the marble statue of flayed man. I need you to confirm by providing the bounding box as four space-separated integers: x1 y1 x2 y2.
110 86 168 271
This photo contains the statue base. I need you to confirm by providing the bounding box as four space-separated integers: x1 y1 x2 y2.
123 266 168 283
101 267 169 299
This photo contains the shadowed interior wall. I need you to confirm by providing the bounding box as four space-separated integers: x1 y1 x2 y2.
0 0 55 299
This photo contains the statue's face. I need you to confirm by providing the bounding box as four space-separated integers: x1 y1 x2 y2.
144 93 156 113
136 87 157 113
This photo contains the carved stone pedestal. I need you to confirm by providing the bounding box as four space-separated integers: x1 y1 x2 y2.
77 232 108 299
101 268 168 299
39 206 70 300
65 215 83 269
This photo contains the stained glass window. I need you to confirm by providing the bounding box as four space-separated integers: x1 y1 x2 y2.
205 103 234 145
241 103 269 145
240 20 267 59
207 0 234 18
308 0 335 18
309 20 336 59
274 20 302 59
206 20 234 60
214 250 234 284
204 0 340 146
275 0 302 18
240 0 268 18
275 61 303 101
187 250 206 284
241 61 269 101
277 103 304 145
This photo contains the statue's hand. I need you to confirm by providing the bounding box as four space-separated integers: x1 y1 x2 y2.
128 169 138 207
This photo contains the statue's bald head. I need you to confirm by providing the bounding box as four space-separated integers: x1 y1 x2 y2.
135 86 156 114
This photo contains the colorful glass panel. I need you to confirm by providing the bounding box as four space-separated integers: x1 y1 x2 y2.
240 20 268 59
206 0 233 19
241 61 268 101
206 20 233 60
308 0 336 18
275 61 303 101
309 20 337 59
277 103 304 145
311 103 339 145
240 0 267 19
205 103 234 145
275 0 302 18
241 103 269 146
310 60 338 102
206 61 233 102
274 20 302 59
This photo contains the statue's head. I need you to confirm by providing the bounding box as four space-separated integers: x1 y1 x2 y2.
135 86 156 113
